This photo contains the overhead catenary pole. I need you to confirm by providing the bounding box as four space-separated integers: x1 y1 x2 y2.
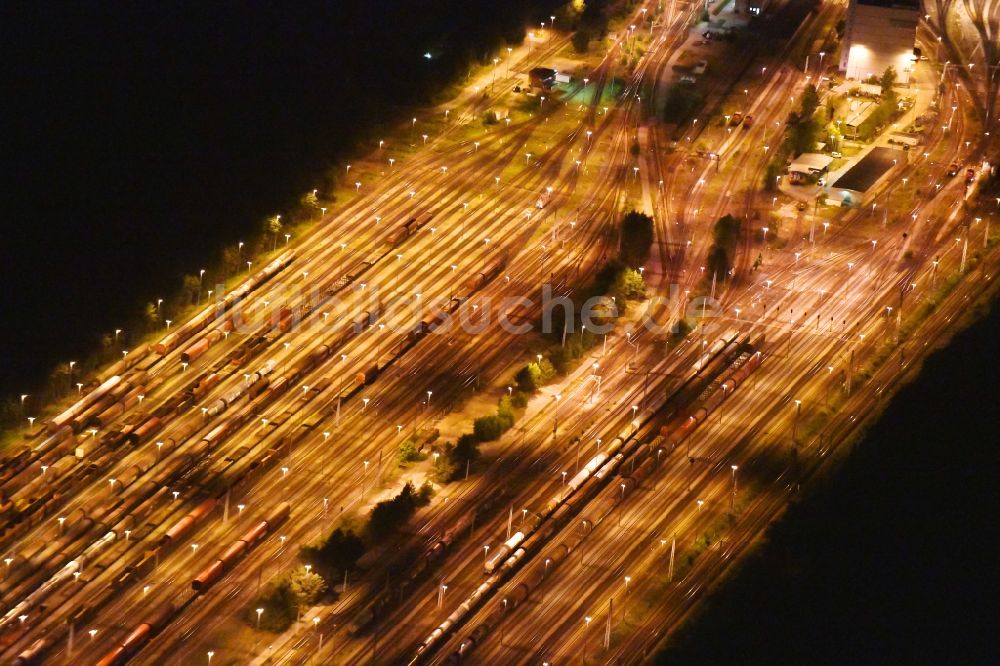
960 230 968 273
668 537 676 582
847 349 854 395
604 597 613 648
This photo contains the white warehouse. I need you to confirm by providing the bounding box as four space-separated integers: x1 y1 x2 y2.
839 0 920 83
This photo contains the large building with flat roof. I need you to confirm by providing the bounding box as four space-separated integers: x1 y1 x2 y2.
827 146 906 206
839 0 920 83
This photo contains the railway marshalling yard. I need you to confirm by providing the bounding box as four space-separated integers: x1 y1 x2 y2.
1 1 999 664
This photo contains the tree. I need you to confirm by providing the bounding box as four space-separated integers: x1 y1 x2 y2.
301 190 319 210
571 29 591 53
781 84 822 155
662 84 702 124
511 390 529 408
299 528 365 583
142 302 159 331
181 273 201 307
799 84 820 119
368 482 420 542
497 395 516 429
712 214 741 250
620 210 654 268
397 437 422 465
289 568 327 606
473 415 503 441
549 345 571 374
453 433 480 464
614 267 646 299
586 294 619 328
537 357 556 383
222 245 241 277
879 66 897 98
705 214 740 281
581 0 610 34
515 363 540 393
593 259 625 295
706 244 730 281
672 317 693 340
827 122 843 150
857 75 902 140
266 215 283 250
247 578 297 632
436 432 481 482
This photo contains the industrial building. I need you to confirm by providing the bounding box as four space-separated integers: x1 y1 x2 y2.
839 0 920 83
827 146 906 206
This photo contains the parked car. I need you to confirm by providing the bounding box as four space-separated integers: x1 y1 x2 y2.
680 75 697 85
948 163 959 177
830 151 842 158
742 114 753 128
965 167 976 183
729 112 743 126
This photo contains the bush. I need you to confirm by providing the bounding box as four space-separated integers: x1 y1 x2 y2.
473 415 504 441
511 390 529 408
497 396 516 429
397 437 423 465
537 357 556 383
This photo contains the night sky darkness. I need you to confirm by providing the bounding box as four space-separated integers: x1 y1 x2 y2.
0 0 558 395
1 1 997 661
659 306 1000 663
